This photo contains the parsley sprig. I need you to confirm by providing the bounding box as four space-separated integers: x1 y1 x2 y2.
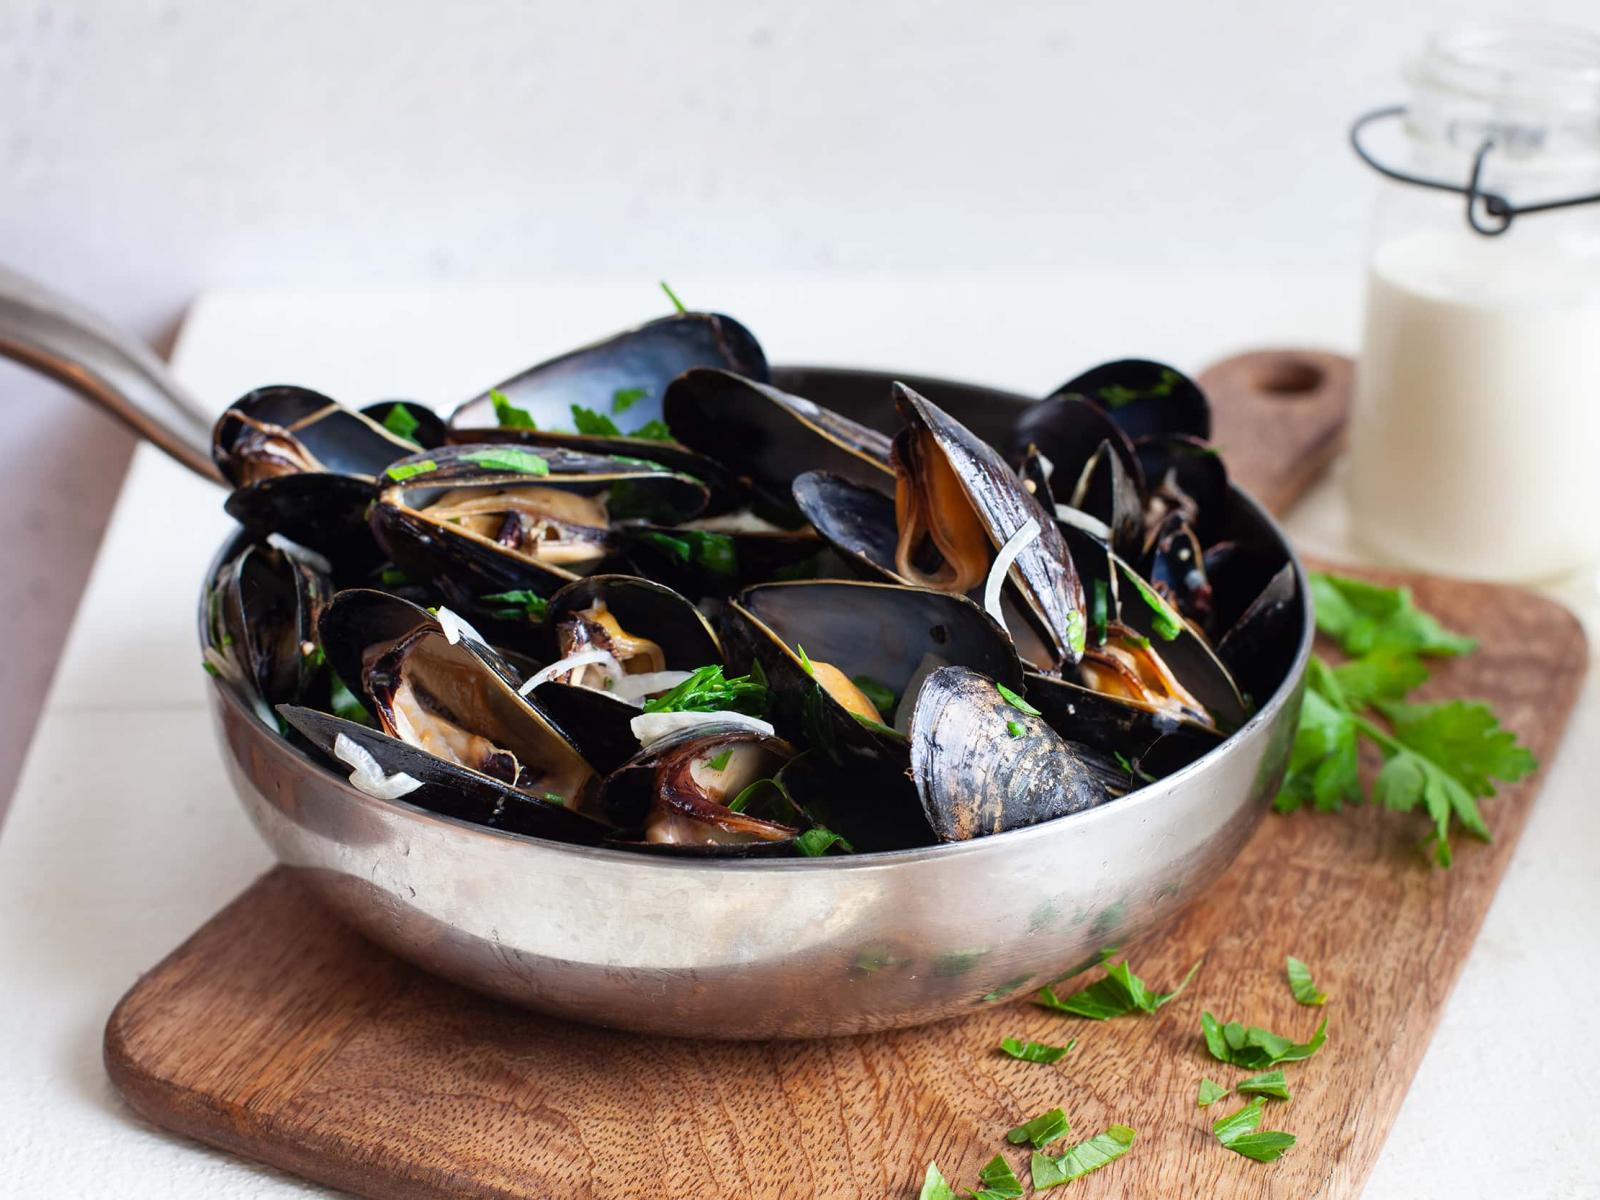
639 664 767 716
1276 572 1536 867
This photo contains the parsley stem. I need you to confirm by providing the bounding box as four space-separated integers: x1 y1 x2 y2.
1349 711 1403 754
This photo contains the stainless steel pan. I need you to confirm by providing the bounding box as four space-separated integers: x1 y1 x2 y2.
0 266 1311 1038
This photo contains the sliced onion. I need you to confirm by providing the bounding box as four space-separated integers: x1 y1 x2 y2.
518 648 622 696
1054 504 1112 541
1034 450 1055 482
982 516 1041 626
608 668 693 702
333 732 423 799
266 532 333 576
630 710 775 750
433 605 488 648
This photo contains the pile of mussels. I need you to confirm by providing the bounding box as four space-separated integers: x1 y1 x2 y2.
204 307 1299 856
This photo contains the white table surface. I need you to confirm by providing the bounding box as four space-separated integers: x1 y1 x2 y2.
3 274 1597 1198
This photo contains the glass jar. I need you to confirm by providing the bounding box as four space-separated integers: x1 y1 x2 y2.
1347 22 1600 582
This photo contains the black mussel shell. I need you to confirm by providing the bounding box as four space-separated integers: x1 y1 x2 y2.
1049 359 1210 442
224 473 387 577
1137 433 1228 545
450 312 768 433
616 522 823 598
1217 562 1301 707
893 384 1085 669
280 706 609 845
663 368 893 524
1023 672 1223 771
1008 394 1144 496
910 666 1114 842
360 400 449 450
207 541 332 714
1070 440 1145 561
1017 444 1057 511
213 385 417 485
771 750 933 853
791 470 901 583
545 574 722 671
1141 511 1213 626
600 724 798 852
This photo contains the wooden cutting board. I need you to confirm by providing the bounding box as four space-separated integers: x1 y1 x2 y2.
104 353 1585 1198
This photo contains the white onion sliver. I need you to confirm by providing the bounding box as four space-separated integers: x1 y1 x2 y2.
518 648 620 696
266 532 334 576
1033 450 1055 482
982 516 1041 626
630 709 775 750
333 732 423 799
1054 504 1112 541
433 605 488 648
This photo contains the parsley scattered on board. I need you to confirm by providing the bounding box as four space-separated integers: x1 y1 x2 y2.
1235 1069 1291 1100
1201 1011 1328 1070
1035 958 1199 1020
1196 1078 1228 1107
998 1036 1074 1064
1276 571 1536 867
1212 1097 1296 1162
1285 956 1327 1006
1030 1125 1137 1188
1007 1108 1070 1149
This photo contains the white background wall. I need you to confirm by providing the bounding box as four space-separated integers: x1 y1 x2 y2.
1 0 1595 807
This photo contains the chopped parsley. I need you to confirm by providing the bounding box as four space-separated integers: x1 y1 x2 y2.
995 681 1041 717
201 659 220 678
461 448 550 475
704 748 733 772
542 792 565 806
1007 1108 1070 1150
795 825 853 856
849 710 906 739
999 1036 1074 1064
1035 958 1199 1020
1097 367 1179 409
385 459 438 482
1197 1078 1228 1107
1235 1069 1291 1100
630 418 675 441
1212 1097 1296 1162
970 1154 1024 1199
479 589 550 622
1277 574 1535 867
1089 577 1109 645
1201 1011 1328 1069
379 566 410 588
637 530 738 578
1286 956 1326 1006
1030 1125 1136 1189
660 279 687 314
1118 563 1183 640
1006 720 1025 738
329 669 371 725
850 675 896 714
726 777 779 815
490 388 536 429
640 664 767 716
917 1163 955 1200
611 386 647 414
381 403 420 443
571 404 623 437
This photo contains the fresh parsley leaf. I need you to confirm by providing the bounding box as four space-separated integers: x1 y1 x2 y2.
1310 572 1477 657
850 710 906 739
850 675 896 714
490 389 536 429
726 777 780 815
461 448 550 475
611 386 647 414
970 1153 1024 1199
705 748 733 772
660 279 687 314
795 825 853 856
1035 958 1199 1020
1118 563 1183 641
795 644 815 676
381 403 420 443
1006 720 1025 738
638 530 738 578
571 404 623 437
1212 1097 1296 1162
918 1162 956 1200
1007 1108 1070 1149
542 792 565 806
1089 577 1109 646
995 681 1041 717
640 664 767 716
1030 1125 1136 1189
479 589 550 622
999 1037 1074 1064
1200 1011 1328 1069
1235 1069 1291 1100
328 669 371 726
1197 1078 1228 1107
1273 681 1361 815
630 418 674 441
1285 956 1326 1006
385 459 438 482
1331 649 1428 707
201 659 220 678
378 566 410 587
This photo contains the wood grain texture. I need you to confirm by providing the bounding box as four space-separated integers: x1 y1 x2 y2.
104 566 1586 1199
1200 350 1352 518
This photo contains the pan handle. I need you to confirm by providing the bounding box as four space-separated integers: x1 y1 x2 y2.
0 263 223 483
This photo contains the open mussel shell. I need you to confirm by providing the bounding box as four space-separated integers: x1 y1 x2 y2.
725 579 1024 767
616 522 823 598
370 443 709 598
360 400 449 450
280 706 609 845
1049 359 1211 442
892 384 1085 668
909 666 1115 842
1216 561 1301 707
791 470 901 583
1140 511 1212 626
213 385 418 485
1137 433 1229 545
450 312 769 433
1069 439 1145 561
662 368 892 524
318 588 602 813
1022 671 1223 775
1009 393 1144 497
205 540 332 723
224 474 386 576
601 724 799 855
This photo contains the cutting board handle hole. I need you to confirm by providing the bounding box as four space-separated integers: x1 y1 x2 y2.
1254 358 1324 398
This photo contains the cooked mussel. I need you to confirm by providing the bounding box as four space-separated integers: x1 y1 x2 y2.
909 666 1117 841
319 588 602 814
1047 359 1211 442
1009 393 1144 498
601 724 799 853
450 311 768 434
370 443 709 597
